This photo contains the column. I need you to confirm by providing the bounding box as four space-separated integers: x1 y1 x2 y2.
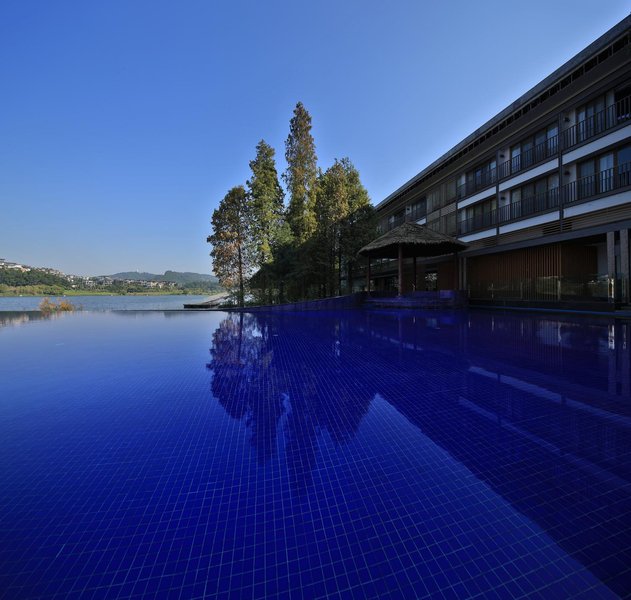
607 231 616 303
413 256 417 291
621 229 630 304
398 245 403 296
367 255 371 294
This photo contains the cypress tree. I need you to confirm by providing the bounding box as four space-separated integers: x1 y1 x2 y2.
247 140 284 301
283 102 318 244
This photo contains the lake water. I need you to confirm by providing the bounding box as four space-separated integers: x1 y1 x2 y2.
0 294 209 311
1 308 630 598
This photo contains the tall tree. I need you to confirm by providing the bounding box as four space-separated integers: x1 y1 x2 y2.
314 158 375 296
207 186 253 307
314 161 349 296
338 158 375 293
283 102 318 244
247 140 285 300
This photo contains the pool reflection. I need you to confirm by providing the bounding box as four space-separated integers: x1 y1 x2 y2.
208 312 373 488
208 309 631 595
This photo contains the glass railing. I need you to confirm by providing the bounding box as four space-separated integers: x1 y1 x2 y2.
469 274 612 302
563 161 631 204
498 135 559 179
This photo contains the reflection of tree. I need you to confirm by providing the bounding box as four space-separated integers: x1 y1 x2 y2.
207 313 373 489
0 311 59 330
208 313 284 462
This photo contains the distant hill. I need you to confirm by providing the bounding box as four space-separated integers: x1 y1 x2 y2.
108 271 218 285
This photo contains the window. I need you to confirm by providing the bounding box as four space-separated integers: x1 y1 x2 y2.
578 159 596 198
510 188 521 219
618 145 631 187
466 158 496 195
409 198 426 221
446 178 457 202
534 129 547 163
506 174 559 219
577 94 606 142
510 145 521 173
548 173 560 206
522 139 534 169
547 124 558 155
615 85 631 123
578 151 614 198
599 154 614 193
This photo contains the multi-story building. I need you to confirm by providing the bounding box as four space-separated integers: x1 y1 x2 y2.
373 16 631 309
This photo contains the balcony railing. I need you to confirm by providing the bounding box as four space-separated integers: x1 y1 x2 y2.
458 188 560 235
458 210 497 235
563 161 631 204
498 188 560 222
498 135 559 179
408 204 427 222
459 160 631 236
562 95 631 149
457 166 497 199
378 213 406 234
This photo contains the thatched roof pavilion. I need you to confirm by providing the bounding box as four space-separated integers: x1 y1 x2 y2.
358 222 467 295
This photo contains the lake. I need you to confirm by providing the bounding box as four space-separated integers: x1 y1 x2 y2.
0 294 210 311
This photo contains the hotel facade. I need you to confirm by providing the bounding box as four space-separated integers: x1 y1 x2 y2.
373 16 631 310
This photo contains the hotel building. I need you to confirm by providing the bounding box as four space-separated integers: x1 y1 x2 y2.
373 16 631 310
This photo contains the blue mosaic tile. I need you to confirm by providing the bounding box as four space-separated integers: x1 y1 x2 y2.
0 309 630 598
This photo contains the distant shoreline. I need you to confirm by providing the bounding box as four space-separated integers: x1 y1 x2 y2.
0 289 210 298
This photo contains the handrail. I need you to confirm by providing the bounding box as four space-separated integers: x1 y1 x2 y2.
460 159 631 235
458 188 560 235
457 165 497 199
563 161 631 203
562 95 631 149
498 135 558 179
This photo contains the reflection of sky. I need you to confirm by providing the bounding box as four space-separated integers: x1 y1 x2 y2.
0 309 629 598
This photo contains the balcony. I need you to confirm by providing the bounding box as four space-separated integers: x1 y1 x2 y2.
458 188 560 235
408 203 427 222
498 135 559 180
562 95 631 149
378 214 406 234
457 166 497 199
563 161 631 204
459 161 631 236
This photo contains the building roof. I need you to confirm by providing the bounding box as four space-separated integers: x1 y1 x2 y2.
358 222 467 258
377 14 631 211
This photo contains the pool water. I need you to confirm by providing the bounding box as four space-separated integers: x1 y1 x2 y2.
0 309 630 599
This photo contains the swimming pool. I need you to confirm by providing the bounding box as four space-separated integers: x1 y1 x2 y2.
0 309 629 598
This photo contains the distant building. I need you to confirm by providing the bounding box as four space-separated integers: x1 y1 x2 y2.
373 16 631 309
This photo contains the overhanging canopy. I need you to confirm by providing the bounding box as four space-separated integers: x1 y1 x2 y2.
358 222 467 259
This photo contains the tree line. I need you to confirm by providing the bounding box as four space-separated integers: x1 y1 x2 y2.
208 102 377 306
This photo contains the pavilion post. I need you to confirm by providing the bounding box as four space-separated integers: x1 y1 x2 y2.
413 256 417 291
398 244 403 296
367 255 371 295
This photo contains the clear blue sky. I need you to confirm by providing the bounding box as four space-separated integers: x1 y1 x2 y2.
1 1 629 275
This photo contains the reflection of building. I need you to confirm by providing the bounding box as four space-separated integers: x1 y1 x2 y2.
348 310 631 597
373 17 631 309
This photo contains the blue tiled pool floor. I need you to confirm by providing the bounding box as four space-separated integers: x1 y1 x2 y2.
0 310 630 598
